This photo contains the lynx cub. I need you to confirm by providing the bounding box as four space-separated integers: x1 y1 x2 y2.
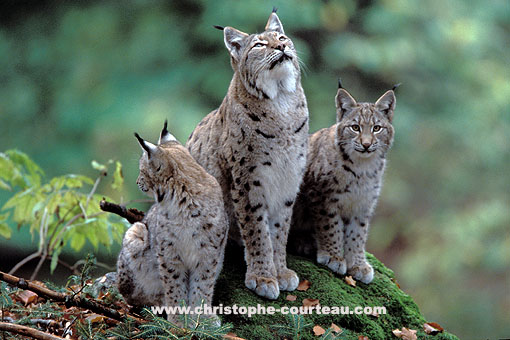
117 122 228 324
186 9 309 299
292 83 396 284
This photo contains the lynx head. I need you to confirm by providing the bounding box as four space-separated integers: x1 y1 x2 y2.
134 121 186 202
220 8 300 99
335 83 396 160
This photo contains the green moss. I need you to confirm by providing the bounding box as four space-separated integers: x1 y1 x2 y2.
214 246 459 340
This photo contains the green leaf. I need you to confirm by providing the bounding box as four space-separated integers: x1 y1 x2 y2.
70 233 86 251
6 149 44 187
2 188 40 224
0 178 11 191
49 176 67 191
65 174 94 188
91 160 107 173
50 247 63 274
111 161 123 191
0 222 12 239
0 153 25 189
109 221 128 245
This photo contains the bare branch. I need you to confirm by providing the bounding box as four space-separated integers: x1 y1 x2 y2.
99 199 145 224
9 252 41 275
0 321 65 340
0 271 123 321
30 256 46 281
85 176 102 211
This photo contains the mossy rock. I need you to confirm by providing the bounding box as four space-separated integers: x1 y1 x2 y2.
214 246 459 340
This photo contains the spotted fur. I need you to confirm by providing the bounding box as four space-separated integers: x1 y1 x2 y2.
117 123 228 325
186 11 309 300
291 87 396 284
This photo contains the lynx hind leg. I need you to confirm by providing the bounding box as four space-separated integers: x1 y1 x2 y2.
315 217 347 275
344 220 373 284
117 222 163 306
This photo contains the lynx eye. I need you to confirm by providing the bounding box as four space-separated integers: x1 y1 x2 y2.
373 125 382 132
351 124 361 132
253 42 265 48
279 36 286 41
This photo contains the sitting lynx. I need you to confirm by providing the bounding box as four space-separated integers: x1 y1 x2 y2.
291 82 397 284
186 9 309 300
117 122 228 324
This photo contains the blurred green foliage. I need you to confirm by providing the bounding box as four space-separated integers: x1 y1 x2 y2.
0 0 508 338
0 150 127 276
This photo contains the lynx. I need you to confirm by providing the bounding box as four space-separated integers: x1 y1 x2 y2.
291 83 396 284
186 9 309 299
117 122 228 324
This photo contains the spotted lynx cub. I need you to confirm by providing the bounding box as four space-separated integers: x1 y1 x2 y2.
186 9 309 299
291 83 396 284
117 122 228 324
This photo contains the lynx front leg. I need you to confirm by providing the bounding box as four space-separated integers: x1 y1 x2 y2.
231 185 279 300
270 204 299 292
155 242 188 324
188 255 222 326
344 218 373 284
314 214 347 275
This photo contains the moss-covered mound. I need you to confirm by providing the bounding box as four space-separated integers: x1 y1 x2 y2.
214 246 458 340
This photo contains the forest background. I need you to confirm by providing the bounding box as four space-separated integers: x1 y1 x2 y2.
0 0 508 339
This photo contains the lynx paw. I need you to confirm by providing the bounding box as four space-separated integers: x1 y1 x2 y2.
277 268 299 291
317 253 347 275
348 262 374 284
245 273 280 300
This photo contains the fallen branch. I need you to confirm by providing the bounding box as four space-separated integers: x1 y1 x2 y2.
99 199 145 224
0 271 122 321
0 321 65 340
224 334 247 340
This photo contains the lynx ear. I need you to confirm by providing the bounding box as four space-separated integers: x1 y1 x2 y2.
158 120 178 145
375 90 396 122
265 10 284 34
223 27 249 61
135 133 158 158
335 88 357 122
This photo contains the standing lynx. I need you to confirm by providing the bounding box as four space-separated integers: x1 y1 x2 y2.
291 83 396 284
117 122 228 324
186 9 309 299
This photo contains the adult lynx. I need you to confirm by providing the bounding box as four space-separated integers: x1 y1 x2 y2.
186 10 309 299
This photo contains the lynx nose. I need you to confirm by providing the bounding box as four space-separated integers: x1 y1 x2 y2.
362 141 371 150
275 44 285 51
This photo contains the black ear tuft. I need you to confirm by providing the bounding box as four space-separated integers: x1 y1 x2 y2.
213 25 224 31
338 78 343 89
134 132 144 144
162 119 169 135
134 132 151 155
392 83 402 92
272 6 278 13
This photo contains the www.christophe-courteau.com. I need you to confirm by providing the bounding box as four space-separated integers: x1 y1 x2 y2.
151 304 387 318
